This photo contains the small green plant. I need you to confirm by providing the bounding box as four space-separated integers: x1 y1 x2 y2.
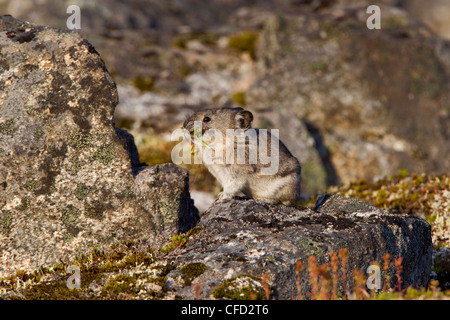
160 233 189 253
70 132 92 150
231 91 246 107
133 76 155 92
228 31 259 60
0 119 16 136
91 144 115 165
180 263 207 286
24 179 41 192
212 275 266 300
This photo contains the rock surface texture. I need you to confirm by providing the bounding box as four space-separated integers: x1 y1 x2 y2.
167 194 432 299
0 16 198 277
0 193 433 300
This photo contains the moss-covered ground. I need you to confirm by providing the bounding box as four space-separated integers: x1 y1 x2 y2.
1 171 448 300
325 171 449 248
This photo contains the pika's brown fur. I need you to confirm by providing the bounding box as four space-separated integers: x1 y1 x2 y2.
183 107 301 205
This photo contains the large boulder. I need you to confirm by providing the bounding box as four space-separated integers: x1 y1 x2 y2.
166 194 432 299
0 16 198 277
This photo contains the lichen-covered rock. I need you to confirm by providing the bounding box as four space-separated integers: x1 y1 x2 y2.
166 195 432 299
0 16 198 277
134 163 199 234
326 172 449 290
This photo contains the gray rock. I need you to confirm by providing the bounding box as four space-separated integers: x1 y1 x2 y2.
167 194 432 299
0 15 198 277
134 163 199 234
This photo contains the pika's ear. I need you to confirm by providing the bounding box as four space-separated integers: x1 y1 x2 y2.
235 110 253 130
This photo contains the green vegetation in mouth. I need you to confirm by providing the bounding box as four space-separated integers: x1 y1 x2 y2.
181 126 212 155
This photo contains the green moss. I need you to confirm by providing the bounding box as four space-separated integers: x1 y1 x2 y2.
0 119 16 136
308 60 328 73
75 183 91 201
33 127 45 140
326 172 449 248
427 214 437 225
84 200 105 220
15 197 30 211
397 168 409 179
119 252 153 269
160 233 189 253
133 76 155 92
212 275 266 300
0 211 12 236
172 32 219 49
180 263 207 277
180 263 207 286
297 237 324 256
172 38 187 49
67 156 85 174
231 91 246 107
318 21 349 39
102 274 139 296
61 205 80 235
374 189 387 205
0 238 175 299
101 269 167 299
228 31 259 60
70 132 92 150
160 227 202 254
91 144 115 165
21 281 82 300
159 195 181 229
13 261 102 300
178 65 191 77
115 117 135 130
24 179 41 192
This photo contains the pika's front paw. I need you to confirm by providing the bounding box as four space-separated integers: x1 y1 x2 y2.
217 192 233 202
217 192 250 202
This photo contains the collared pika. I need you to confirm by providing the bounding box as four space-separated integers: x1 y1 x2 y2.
183 107 301 205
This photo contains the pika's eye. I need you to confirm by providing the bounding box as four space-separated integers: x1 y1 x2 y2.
203 116 211 122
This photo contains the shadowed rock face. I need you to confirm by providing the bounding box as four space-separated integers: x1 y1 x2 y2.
166 195 432 299
0 15 198 277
